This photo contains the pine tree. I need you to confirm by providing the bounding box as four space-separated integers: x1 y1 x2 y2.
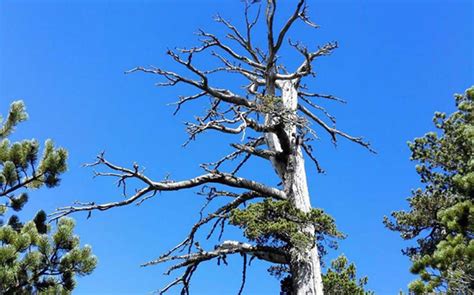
0 101 97 294
384 87 474 294
52 1 373 294
322 255 373 295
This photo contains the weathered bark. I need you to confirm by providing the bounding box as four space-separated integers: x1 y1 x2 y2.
286 149 324 295
265 78 324 294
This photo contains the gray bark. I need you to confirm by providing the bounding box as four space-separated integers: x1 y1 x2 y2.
286 149 324 295
267 79 324 295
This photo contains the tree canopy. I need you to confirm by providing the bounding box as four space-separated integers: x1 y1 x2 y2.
0 101 97 293
384 87 474 294
322 255 373 295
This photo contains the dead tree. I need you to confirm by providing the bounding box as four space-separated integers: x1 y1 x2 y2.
52 1 373 294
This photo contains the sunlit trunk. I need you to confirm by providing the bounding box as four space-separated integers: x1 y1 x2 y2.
265 78 324 295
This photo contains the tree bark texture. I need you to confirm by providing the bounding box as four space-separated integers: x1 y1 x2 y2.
266 79 324 295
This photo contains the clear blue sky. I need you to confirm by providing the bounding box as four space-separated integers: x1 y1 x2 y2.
1 0 472 294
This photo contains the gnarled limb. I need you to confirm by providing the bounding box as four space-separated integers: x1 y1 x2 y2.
50 153 287 221
231 143 277 160
126 65 255 108
146 240 288 268
148 240 288 295
277 41 338 81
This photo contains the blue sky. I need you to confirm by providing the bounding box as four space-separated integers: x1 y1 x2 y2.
1 0 472 294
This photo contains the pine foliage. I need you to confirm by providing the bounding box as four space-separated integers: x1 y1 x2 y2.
230 198 344 252
0 217 96 294
384 87 474 293
230 198 375 294
0 101 96 293
0 101 67 225
322 255 373 295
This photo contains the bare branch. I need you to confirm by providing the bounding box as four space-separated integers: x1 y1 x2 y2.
50 186 155 221
214 11 261 63
299 95 337 124
126 66 255 108
144 240 288 268
167 191 259 256
301 143 325 173
298 104 376 152
85 152 155 186
238 254 247 295
196 30 265 70
147 240 287 294
277 41 338 80
298 3 319 28
169 92 207 115
231 152 252 175
201 137 265 172
274 0 305 54
211 51 265 83
266 0 276 65
244 1 262 60
231 143 277 160
51 154 287 220
184 106 280 145
185 118 247 137
298 90 347 104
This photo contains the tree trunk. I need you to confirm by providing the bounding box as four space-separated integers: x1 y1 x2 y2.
286 148 324 295
267 79 324 295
